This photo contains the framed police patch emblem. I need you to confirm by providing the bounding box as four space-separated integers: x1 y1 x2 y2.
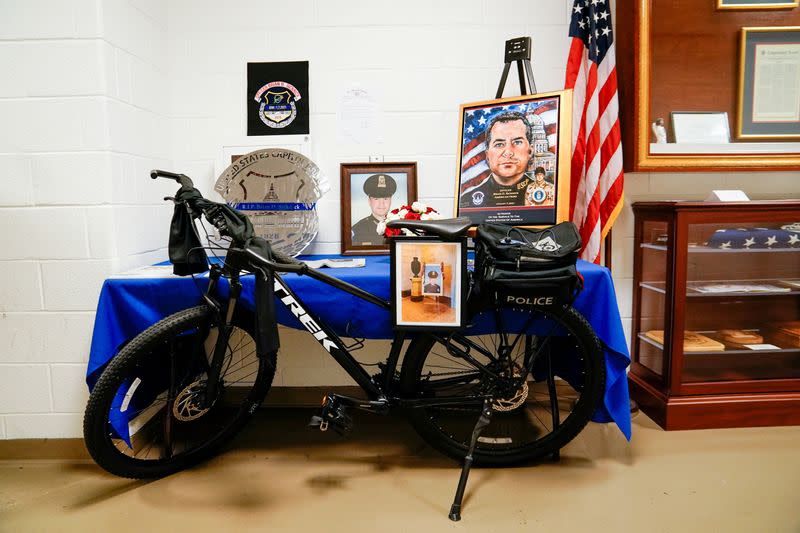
247 61 309 136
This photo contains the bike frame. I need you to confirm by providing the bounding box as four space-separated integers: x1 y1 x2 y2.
210 247 504 412
268 270 497 410
271 271 390 399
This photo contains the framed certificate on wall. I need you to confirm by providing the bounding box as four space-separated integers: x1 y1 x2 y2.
737 26 800 140
671 112 732 143
717 0 798 10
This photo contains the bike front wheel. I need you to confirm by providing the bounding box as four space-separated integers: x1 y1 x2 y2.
84 305 276 478
400 305 605 466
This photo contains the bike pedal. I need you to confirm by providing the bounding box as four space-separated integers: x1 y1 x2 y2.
309 397 354 435
329 407 353 436
308 415 326 430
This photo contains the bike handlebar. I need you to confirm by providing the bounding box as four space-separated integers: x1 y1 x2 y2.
151 168 305 273
150 169 195 190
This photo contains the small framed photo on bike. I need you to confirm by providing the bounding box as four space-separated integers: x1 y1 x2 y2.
454 90 572 228
390 236 467 330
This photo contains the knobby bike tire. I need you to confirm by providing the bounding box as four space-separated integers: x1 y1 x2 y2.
84 305 276 478
399 305 605 466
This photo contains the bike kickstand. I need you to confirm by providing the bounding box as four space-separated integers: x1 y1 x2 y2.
448 398 493 522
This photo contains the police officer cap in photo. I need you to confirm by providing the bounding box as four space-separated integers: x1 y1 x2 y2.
363 173 397 198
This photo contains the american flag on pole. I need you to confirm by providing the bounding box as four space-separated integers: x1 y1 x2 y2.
565 0 624 264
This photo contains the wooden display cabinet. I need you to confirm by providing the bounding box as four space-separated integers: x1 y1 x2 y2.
630 201 800 430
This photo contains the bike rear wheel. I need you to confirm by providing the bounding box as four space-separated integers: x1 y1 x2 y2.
84 305 276 478
400 305 605 466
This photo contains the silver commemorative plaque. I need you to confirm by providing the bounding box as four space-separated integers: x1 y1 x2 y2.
214 149 328 256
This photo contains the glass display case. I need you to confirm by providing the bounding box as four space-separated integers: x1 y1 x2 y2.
630 201 800 430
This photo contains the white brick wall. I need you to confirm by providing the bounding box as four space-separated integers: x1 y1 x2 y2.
31 153 114 205
4 413 84 439
0 0 169 439
0 313 94 363
0 262 43 311
0 0 100 40
0 365 52 413
0 0 798 439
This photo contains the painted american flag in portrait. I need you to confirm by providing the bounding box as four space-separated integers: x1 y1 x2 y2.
458 97 560 197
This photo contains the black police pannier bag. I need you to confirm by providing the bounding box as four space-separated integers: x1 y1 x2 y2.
474 221 583 306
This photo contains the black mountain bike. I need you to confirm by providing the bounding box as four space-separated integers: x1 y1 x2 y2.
84 170 605 520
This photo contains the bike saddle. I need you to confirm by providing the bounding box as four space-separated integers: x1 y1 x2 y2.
387 217 472 240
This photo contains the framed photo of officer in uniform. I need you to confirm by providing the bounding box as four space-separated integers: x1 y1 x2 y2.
455 90 572 228
340 162 417 255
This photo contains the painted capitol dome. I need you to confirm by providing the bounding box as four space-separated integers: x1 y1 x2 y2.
526 112 556 174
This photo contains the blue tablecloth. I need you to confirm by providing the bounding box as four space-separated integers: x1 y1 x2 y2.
87 256 631 439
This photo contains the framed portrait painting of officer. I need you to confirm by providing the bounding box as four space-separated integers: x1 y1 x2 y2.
455 90 572 228
340 162 418 255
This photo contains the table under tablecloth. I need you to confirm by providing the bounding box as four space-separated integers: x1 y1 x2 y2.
87 256 631 439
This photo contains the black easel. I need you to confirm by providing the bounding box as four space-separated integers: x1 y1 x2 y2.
495 36 537 98
448 37 541 523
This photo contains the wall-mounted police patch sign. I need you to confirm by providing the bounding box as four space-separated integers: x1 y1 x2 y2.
247 61 309 136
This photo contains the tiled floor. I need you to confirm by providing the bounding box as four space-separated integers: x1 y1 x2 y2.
1 409 798 532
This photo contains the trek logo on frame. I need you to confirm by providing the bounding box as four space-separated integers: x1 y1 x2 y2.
273 279 336 353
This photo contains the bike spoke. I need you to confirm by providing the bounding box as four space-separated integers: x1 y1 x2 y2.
409 306 600 457
100 319 266 463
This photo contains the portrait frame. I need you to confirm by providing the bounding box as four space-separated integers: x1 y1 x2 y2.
454 90 572 229
716 0 798 10
389 236 467 331
670 111 732 143
736 26 800 140
340 162 417 255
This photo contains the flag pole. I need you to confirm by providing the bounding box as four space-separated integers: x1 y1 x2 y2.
604 229 613 271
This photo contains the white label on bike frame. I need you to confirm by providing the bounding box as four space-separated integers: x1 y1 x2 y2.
120 377 142 413
477 436 513 444
273 277 337 354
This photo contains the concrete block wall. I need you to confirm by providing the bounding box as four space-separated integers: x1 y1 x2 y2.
163 0 580 392
0 0 171 438
0 0 797 438
164 0 578 226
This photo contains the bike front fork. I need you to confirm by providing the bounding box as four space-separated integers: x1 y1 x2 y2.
203 269 241 407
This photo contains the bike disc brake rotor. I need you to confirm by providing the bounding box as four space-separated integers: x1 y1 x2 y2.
493 380 529 411
172 379 214 421
492 365 529 412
